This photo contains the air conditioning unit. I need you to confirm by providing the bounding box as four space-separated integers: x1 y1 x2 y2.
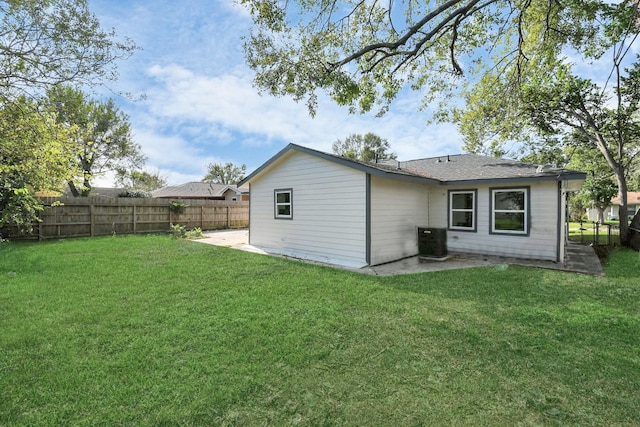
417 227 447 258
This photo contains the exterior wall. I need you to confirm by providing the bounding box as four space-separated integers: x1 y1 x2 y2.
222 190 241 201
587 204 640 221
430 181 561 261
248 151 367 267
369 175 430 265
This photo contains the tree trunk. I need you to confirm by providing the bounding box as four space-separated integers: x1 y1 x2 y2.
80 174 92 197
615 173 630 246
67 181 80 197
596 207 605 224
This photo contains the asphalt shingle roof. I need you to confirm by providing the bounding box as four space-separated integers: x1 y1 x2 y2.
398 154 582 182
151 182 241 198
239 143 586 186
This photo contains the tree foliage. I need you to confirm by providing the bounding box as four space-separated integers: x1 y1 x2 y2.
240 0 640 246
460 52 640 243
115 169 167 192
0 0 136 100
581 176 619 224
241 0 611 116
0 97 79 232
202 162 247 185
46 86 145 196
0 0 136 232
332 133 397 162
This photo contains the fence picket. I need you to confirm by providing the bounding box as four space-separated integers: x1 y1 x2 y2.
3 197 249 239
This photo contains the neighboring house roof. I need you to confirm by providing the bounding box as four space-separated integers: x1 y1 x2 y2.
239 143 586 186
151 182 243 198
61 187 125 198
611 192 640 205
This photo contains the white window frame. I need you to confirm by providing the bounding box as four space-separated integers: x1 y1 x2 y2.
448 190 476 231
274 189 293 219
491 187 529 235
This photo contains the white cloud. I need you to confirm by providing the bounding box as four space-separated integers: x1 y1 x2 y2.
140 63 460 158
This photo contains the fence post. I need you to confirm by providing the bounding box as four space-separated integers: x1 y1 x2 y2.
201 205 204 230
133 205 137 234
227 206 230 228
90 204 95 237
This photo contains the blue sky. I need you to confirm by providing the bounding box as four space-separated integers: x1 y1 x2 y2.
89 0 464 186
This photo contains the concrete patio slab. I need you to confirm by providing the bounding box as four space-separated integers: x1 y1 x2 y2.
195 230 605 276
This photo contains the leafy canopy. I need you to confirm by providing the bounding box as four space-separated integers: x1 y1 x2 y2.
241 0 611 116
115 170 168 192
0 96 79 232
0 0 137 99
0 0 136 233
202 162 247 185
332 133 397 161
46 86 145 196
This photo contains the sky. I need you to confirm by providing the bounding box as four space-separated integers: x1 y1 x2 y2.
89 0 464 187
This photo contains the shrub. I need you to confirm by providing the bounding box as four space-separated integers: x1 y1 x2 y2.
170 223 186 239
169 201 188 214
184 227 204 240
118 189 151 198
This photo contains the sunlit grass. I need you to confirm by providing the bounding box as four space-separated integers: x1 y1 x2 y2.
1 235 639 425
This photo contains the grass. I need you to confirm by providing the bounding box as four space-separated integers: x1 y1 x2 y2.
1 235 639 426
568 221 621 246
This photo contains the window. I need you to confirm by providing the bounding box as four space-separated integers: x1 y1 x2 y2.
449 190 476 231
491 188 529 235
274 189 292 219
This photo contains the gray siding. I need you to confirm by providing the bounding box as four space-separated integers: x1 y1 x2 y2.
370 175 429 265
431 181 560 261
248 151 367 267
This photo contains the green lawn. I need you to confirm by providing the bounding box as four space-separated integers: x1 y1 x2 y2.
568 221 621 245
1 235 639 426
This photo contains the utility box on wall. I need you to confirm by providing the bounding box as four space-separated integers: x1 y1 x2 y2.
417 227 448 258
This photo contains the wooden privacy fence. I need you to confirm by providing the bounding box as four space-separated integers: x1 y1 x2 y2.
28 197 249 239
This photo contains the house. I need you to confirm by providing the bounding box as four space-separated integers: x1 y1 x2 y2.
587 192 640 222
238 144 586 268
61 187 126 198
151 182 248 201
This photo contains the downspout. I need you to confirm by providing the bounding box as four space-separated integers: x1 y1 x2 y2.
556 181 568 263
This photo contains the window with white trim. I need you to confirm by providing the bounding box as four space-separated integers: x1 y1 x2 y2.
491 188 528 234
449 190 476 231
274 189 292 219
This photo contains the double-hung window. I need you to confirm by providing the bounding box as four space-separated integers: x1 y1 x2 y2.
274 189 293 219
491 188 529 235
449 190 476 231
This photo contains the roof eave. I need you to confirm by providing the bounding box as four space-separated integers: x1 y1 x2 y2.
440 171 587 186
238 144 588 187
238 143 442 186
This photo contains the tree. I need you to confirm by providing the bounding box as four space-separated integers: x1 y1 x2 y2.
202 162 247 185
0 97 79 233
459 54 640 244
581 176 619 224
46 86 146 196
0 0 136 100
0 0 136 231
332 133 397 162
240 0 640 246
241 0 607 116
115 169 167 192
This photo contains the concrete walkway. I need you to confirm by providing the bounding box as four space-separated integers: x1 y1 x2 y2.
196 230 605 276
